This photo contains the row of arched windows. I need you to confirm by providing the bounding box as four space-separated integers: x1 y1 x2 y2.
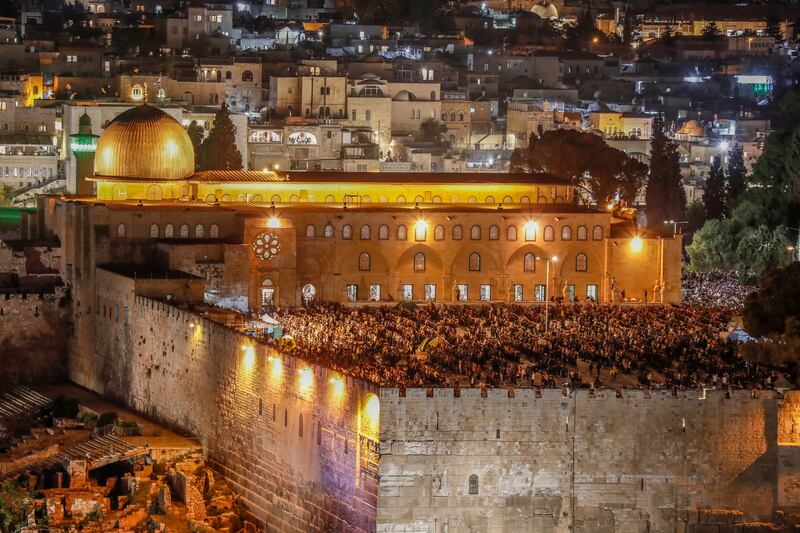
116 223 220 239
357 251 590 273
306 223 604 242
260 194 564 204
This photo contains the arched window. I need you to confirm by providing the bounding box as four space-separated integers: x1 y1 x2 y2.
524 223 536 241
432 195 442 203
210 224 219 238
116 223 127 238
253 194 263 203
520 196 530 204
507 225 517 241
195 224 204 238
414 252 426 272
397 195 407 203
325 194 335 203
470 225 481 240
485 195 495 204
576 253 588 272
414 195 424 204
379 225 389 240
414 222 426 241
361 195 371 203
180 224 189 238
592 225 603 240
165 224 174 238
524 253 536 272
543 225 554 241
469 252 481 271
502 196 513 204
488 225 499 240
305 224 316 238
452 225 463 240
324 224 334 237
149 223 159 238
342 224 353 239
561 226 572 240
469 474 479 495
359 252 371 271
360 224 371 240
577 225 588 240
434 224 445 240
271 194 281 203
222 194 231 202
242 70 254 82
397 224 407 240
468 196 477 203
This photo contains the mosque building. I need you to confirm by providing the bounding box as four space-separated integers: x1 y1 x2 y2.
39 103 682 310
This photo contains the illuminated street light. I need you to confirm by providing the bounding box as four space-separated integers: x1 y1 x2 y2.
630 236 643 252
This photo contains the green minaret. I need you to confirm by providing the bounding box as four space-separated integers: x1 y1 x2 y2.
69 112 99 196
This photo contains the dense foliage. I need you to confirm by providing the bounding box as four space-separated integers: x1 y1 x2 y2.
197 104 243 171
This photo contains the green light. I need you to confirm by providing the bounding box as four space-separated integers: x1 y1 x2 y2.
70 140 97 153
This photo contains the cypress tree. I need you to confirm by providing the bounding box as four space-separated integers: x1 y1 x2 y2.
703 155 727 220
186 120 204 171
198 103 243 171
646 115 686 230
726 143 747 208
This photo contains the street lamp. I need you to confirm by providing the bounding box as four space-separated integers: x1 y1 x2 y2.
537 255 558 333
786 226 800 262
663 220 688 234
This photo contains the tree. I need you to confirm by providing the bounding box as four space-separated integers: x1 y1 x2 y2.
735 225 794 284
662 25 676 47
686 199 706 236
197 103 243 171
743 262 800 338
726 143 747 208
701 21 721 41
645 114 685 230
186 121 204 171
703 155 727 220
686 218 740 272
509 148 528 173
766 6 784 42
418 118 447 142
0 481 31 533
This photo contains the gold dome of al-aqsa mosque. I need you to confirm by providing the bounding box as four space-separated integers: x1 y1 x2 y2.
94 105 195 180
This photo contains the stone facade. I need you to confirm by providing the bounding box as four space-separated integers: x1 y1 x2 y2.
378 388 800 533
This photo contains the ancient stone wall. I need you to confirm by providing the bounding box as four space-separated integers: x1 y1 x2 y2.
84 294 378 532
0 290 70 388
378 388 800 533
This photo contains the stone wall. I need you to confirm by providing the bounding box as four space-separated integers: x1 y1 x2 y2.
82 292 378 532
0 290 70 388
378 388 800 533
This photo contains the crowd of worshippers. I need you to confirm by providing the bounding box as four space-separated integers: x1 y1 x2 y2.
269 301 781 390
681 269 756 313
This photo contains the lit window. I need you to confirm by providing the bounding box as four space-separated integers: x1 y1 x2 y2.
468 252 481 272
524 253 535 272
414 252 426 272
116 223 127 238
379 225 389 240
149 224 159 238
359 252 371 271
195 224 204 238
342 224 352 239
305 224 316 238
577 225 588 240
544 225 554 241
480 284 491 301
397 225 407 240
470 225 481 240
434 224 445 240
324 224 334 237
488 225 499 240
507 225 517 241
210 224 219 238
452 225 463 240
561 226 572 240
576 253 588 272
592 225 603 240
180 224 189 238
360 224 371 240
165 224 174 238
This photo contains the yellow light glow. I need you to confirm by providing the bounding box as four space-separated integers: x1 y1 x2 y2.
363 393 380 436
415 219 427 231
552 256 558 262
524 220 537 233
606 202 614 211
268 355 283 378
242 345 255 371
298 367 314 392
267 216 280 228
330 377 344 399
630 236 643 252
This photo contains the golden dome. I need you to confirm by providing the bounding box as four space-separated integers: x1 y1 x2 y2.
531 1 558 19
94 105 195 180
677 119 704 138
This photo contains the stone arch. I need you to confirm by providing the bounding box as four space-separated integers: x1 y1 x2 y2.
505 243 548 273
395 244 444 274
146 184 163 201
449 244 500 277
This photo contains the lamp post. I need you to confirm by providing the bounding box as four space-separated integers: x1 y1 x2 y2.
663 220 688 234
786 226 800 262
539 255 558 334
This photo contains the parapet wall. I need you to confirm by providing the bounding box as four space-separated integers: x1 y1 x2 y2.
0 289 70 388
85 295 378 532
378 387 800 533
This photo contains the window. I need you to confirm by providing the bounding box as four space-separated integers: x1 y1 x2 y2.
576 253 588 272
397 225 407 240
210 224 219 238
165 224 174 238
346 284 358 301
401 284 413 301
592 225 603 240
359 252 371 271
149 224 159 238
468 475 479 495
424 284 436 301
480 284 491 301
397 195 407 203
324 224 334 237
415 223 426 241
456 284 468 301
470 225 481 240
485 195 495 204
194 224 204 238
414 195 424 204
414 252 426 272
379 225 389 240
534 284 546 302
587 284 598 300
369 284 381 301
116 223 127 238
577 225 588 240
524 253 536 272
434 224 445 240
507 225 517 241
469 252 481 271
360 224 371 240
561 226 572 240
325 195 335 203
488 225 499 240
513 284 523 302
305 224 316 238
452 225 463 240
342 224 352 239
525 223 536 241
543 225 554 241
